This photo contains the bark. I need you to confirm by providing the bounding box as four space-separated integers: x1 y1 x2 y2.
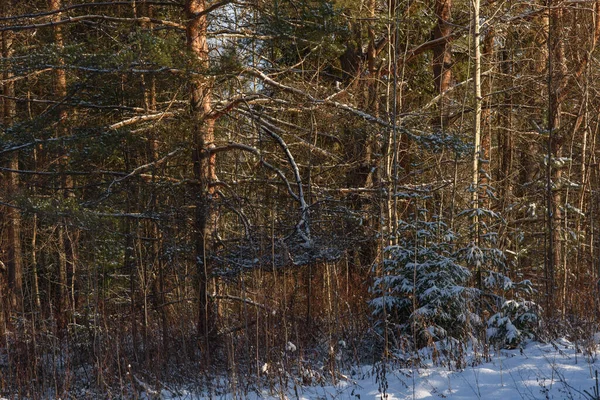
2 5 22 312
6 153 22 312
480 28 494 210
472 0 483 291
546 0 568 315
432 0 452 131
498 47 513 208
57 225 69 330
344 0 382 269
366 0 379 118
49 0 76 329
138 0 168 364
186 0 218 361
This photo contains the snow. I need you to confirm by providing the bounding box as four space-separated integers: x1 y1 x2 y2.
155 339 600 399
286 342 298 352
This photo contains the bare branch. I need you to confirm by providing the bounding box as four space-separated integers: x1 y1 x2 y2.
0 1 183 22
0 167 122 176
209 142 299 202
234 108 341 160
0 94 145 112
208 94 264 119
245 68 403 130
194 0 235 18
0 15 185 32
210 294 271 311
90 212 162 220
261 125 311 244
0 68 53 85
109 147 183 187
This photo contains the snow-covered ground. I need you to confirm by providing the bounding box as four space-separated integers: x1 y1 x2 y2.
158 338 600 399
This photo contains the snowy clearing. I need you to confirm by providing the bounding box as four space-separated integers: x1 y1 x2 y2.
156 339 600 399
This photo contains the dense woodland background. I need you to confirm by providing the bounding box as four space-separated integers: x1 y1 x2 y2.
1 0 600 397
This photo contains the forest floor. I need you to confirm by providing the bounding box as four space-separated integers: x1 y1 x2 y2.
153 338 600 399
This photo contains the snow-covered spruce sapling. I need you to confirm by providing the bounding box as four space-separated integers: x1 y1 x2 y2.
371 206 538 360
486 299 539 348
456 206 539 349
371 214 479 355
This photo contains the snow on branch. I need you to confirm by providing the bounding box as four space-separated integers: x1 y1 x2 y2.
245 68 412 134
208 94 264 119
260 126 311 245
0 93 145 112
209 137 310 245
235 108 341 160
108 147 183 188
89 212 162 220
0 68 53 85
210 294 271 311
108 111 176 130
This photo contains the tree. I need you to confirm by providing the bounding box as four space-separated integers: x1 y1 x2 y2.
432 0 453 131
186 0 219 362
1 0 600 394
1 0 22 313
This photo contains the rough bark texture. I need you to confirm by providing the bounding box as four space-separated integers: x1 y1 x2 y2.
480 27 494 209
2 5 22 312
546 0 568 314
432 0 452 130
48 0 76 329
498 47 513 207
186 0 218 360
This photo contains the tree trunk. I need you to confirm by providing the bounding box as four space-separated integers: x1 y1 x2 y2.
48 0 77 328
546 0 568 315
498 46 514 209
480 27 494 210
432 0 452 131
186 0 218 363
472 0 483 292
2 8 23 313
6 157 22 312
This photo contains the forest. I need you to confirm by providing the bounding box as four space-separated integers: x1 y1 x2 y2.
0 0 599 397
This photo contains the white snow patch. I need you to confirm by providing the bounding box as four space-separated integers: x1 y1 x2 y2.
286 341 297 352
160 339 600 400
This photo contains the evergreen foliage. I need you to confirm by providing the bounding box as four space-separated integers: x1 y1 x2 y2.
372 202 538 351
0 0 596 395
372 213 480 347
